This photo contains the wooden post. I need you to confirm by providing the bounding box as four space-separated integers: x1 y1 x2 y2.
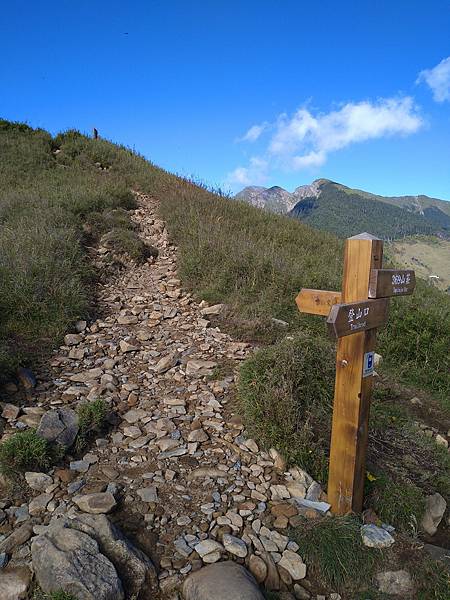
327 233 383 514
295 233 415 515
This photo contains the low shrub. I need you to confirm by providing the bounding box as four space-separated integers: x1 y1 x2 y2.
84 208 135 237
238 333 334 481
0 430 54 476
101 229 157 263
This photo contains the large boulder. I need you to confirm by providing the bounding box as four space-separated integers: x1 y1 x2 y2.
32 525 124 600
36 407 79 448
32 513 157 599
183 561 265 600
62 513 157 597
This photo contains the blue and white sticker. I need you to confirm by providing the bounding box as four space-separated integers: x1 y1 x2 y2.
363 351 375 378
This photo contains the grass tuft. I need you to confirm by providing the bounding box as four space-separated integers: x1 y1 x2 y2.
76 399 109 451
0 429 54 476
31 587 78 600
101 228 157 263
366 474 425 534
292 516 378 591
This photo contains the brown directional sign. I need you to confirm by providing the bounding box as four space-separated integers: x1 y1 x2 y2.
296 232 415 516
369 269 415 298
326 298 389 338
295 289 342 316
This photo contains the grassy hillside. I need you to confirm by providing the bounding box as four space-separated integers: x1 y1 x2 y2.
0 120 160 374
1 120 448 404
390 236 450 292
291 181 440 239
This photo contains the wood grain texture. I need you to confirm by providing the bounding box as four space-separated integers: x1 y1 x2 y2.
327 235 384 515
368 268 416 298
326 298 389 338
296 289 342 316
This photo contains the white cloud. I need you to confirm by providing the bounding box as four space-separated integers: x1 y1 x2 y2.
227 156 268 186
417 56 450 102
239 122 268 142
291 151 326 169
229 96 423 186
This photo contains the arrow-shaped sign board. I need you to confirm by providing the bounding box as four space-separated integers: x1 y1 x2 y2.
326 298 390 338
369 269 416 298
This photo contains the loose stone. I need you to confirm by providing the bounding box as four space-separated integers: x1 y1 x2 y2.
74 492 117 514
361 524 395 548
222 534 248 557
278 550 307 580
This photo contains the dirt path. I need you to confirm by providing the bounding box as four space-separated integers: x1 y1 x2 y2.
1 192 323 598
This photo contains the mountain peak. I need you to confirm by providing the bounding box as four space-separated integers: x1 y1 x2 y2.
235 178 450 240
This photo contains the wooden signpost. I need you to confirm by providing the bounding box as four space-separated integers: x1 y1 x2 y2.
296 233 416 515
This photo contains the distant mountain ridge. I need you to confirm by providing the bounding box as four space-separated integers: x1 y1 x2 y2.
235 179 450 240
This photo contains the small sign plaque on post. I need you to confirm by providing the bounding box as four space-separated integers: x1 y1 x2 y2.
295 233 415 515
369 269 416 298
363 351 375 378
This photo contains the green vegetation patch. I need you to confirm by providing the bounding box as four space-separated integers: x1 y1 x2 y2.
0 121 159 376
31 586 78 600
292 180 437 239
0 429 55 476
365 475 425 534
416 560 450 600
76 398 109 451
238 333 334 482
158 172 449 404
292 516 378 591
101 228 158 263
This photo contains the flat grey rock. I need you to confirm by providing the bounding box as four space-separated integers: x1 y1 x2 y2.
183 561 265 600
375 570 414 596
37 407 79 448
423 544 450 571
25 471 53 491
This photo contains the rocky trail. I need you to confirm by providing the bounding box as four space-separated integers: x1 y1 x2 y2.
0 193 340 600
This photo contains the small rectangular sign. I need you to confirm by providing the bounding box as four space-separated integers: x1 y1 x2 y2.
326 298 389 338
368 269 416 298
363 351 375 377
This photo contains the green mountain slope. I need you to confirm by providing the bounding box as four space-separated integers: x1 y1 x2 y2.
236 179 450 240
291 180 440 239
0 120 157 373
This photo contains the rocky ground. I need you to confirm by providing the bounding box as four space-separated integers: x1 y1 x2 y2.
0 193 447 600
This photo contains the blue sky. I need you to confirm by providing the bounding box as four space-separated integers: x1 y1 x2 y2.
1 1 450 199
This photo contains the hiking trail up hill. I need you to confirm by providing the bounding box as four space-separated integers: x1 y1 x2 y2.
0 192 331 600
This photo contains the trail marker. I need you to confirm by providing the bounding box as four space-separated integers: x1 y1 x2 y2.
296 233 415 515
